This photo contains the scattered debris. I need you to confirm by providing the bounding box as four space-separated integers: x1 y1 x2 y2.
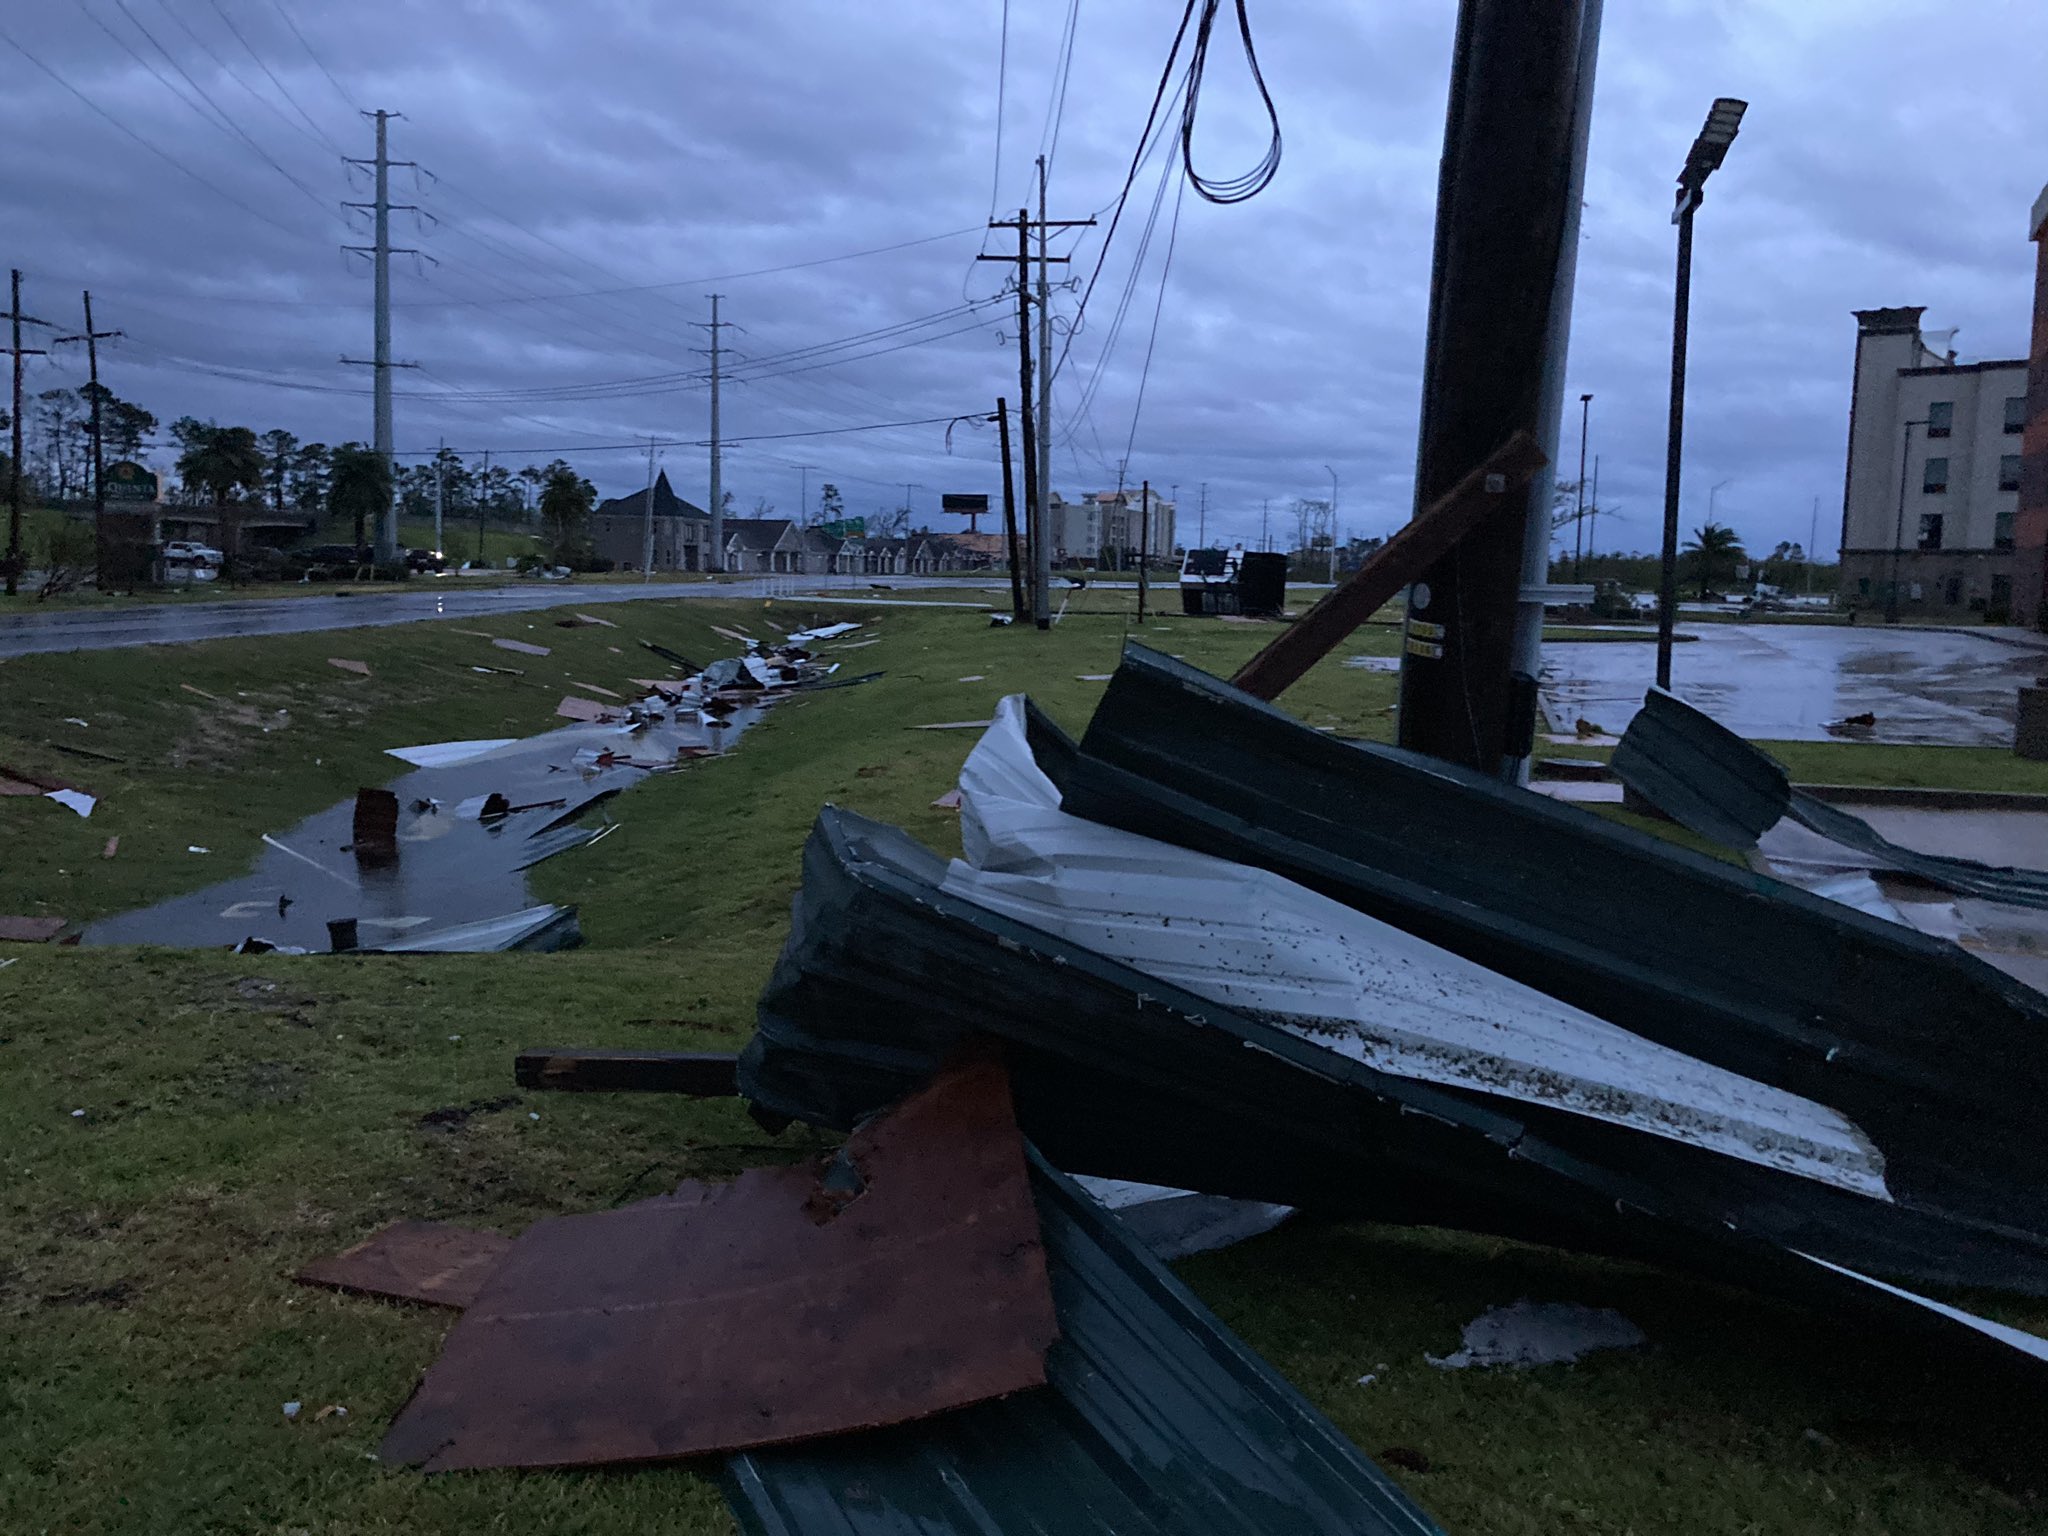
639 640 701 673
1574 716 1605 738
385 738 517 769
1076 672 1114 681
513 1049 739 1096
1073 1177 1292 1261
1426 1301 1646 1370
45 788 96 818
187 845 210 855
1343 656 1401 672
912 720 995 731
492 638 551 657
297 1221 515 1310
362 904 581 954
47 741 126 764
786 622 861 646
282 1402 301 1421
101 836 118 859
352 788 400 867
930 788 962 811
63 716 90 727
1825 711 1878 735
566 681 623 698
554 695 616 723
957 674 986 683
0 916 69 943
327 658 372 677
554 612 618 628
380 1061 1060 1472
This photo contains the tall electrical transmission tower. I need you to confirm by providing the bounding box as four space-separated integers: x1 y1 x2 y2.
696 295 733 571
343 109 423 561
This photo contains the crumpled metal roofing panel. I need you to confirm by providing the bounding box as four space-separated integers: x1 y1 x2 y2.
1614 686 2048 910
1063 644 2048 1245
722 1153 1446 1536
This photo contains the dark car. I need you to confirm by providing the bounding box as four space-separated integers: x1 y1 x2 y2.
287 543 371 581
402 545 445 573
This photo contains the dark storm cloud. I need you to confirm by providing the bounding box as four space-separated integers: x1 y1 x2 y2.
3 1 2042 552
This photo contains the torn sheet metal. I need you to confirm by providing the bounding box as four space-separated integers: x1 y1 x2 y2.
725 1152 1442 1536
1060 644 2048 1249
363 903 580 953
1073 1177 1293 1261
296 1220 513 1309
381 1060 1058 1472
944 698 1890 1199
743 804 2048 1374
44 788 96 818
491 637 551 656
1614 686 2048 910
555 694 617 723
384 739 516 769
784 621 861 647
1426 1301 1646 1370
511 821 615 870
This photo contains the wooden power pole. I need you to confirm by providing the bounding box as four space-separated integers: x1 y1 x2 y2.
5 270 50 597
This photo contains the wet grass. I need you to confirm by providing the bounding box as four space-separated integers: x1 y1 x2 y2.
4 597 2046 1532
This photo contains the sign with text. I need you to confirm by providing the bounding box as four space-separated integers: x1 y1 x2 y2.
820 517 866 539
103 460 159 502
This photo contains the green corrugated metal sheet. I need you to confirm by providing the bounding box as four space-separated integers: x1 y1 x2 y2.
722 1153 1445 1536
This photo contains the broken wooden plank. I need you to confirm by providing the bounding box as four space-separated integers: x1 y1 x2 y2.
1230 431 1547 700
513 1049 739 1096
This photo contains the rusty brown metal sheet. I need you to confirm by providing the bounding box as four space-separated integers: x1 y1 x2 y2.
0 916 69 942
296 1220 514 1309
379 1059 1057 1471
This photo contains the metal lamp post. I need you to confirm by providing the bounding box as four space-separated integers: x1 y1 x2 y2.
1324 464 1339 583
1656 96 1747 690
1886 419 1929 622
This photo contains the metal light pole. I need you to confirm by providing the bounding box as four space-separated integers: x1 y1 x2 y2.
1656 96 1747 691
1572 393 1591 578
1886 419 1929 622
1324 465 1339 582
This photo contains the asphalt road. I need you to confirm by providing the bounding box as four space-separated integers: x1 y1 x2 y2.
0 575 979 658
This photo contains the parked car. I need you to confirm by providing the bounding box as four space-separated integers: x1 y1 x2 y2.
402 545 445 573
286 543 371 581
162 540 223 566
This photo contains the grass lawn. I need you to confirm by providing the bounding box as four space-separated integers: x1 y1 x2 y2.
3 597 2045 1533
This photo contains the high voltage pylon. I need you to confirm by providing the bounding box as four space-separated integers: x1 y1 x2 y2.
343 109 427 560
694 294 735 570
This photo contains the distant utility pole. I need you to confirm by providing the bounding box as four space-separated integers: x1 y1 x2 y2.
5 269 50 598
984 183 1095 628
476 449 489 566
696 294 731 570
641 439 658 579
1588 454 1600 570
1261 497 1270 552
1113 458 1128 570
433 437 445 559
1807 493 1819 594
343 109 422 563
903 482 921 526
1198 481 1208 546
1573 392 1592 579
1137 477 1150 623
1325 464 1340 583
55 290 122 540
794 462 818 527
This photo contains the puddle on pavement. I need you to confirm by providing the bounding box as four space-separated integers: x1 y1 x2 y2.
1542 625 2045 746
84 702 765 953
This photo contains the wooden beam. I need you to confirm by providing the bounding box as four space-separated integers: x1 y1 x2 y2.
1229 431 1548 700
514 1049 738 1096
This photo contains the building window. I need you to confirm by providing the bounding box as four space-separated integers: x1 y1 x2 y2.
1945 576 1963 606
2008 396 2028 434
1926 400 1954 438
1857 576 1871 598
1922 456 1949 494
2002 454 2024 492
1917 513 1944 550
1997 511 2016 551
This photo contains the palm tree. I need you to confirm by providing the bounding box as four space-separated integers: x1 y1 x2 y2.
1682 521 1744 598
175 424 264 570
328 443 392 554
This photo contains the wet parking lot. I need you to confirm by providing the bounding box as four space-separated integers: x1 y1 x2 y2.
1541 624 2047 745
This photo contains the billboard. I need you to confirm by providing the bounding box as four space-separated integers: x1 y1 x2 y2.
942 493 990 516
820 517 866 539
103 460 160 502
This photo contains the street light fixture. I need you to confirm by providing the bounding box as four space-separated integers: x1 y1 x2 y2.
1656 96 1748 691
1886 419 1931 623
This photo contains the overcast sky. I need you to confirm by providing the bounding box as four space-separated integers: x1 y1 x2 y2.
3 0 2043 557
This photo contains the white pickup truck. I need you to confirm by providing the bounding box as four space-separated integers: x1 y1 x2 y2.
162 540 224 566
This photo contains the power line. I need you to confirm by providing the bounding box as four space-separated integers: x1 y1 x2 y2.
96 0 343 222
0 19 322 242
388 414 973 459
149 0 342 161
1178 0 1282 205
202 0 349 156
986 0 1010 222
1038 0 1084 176
265 0 355 113
1120 169 1186 463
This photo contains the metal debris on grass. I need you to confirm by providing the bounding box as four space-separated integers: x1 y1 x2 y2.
327 658 371 677
297 1220 515 1310
44 788 96 818
1426 1301 1647 1370
492 638 551 657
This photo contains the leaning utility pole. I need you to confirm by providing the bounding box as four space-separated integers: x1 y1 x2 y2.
697 294 731 571
984 194 1094 628
5 270 50 597
996 397 1025 621
343 110 421 563
55 290 123 547
1396 0 1603 779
